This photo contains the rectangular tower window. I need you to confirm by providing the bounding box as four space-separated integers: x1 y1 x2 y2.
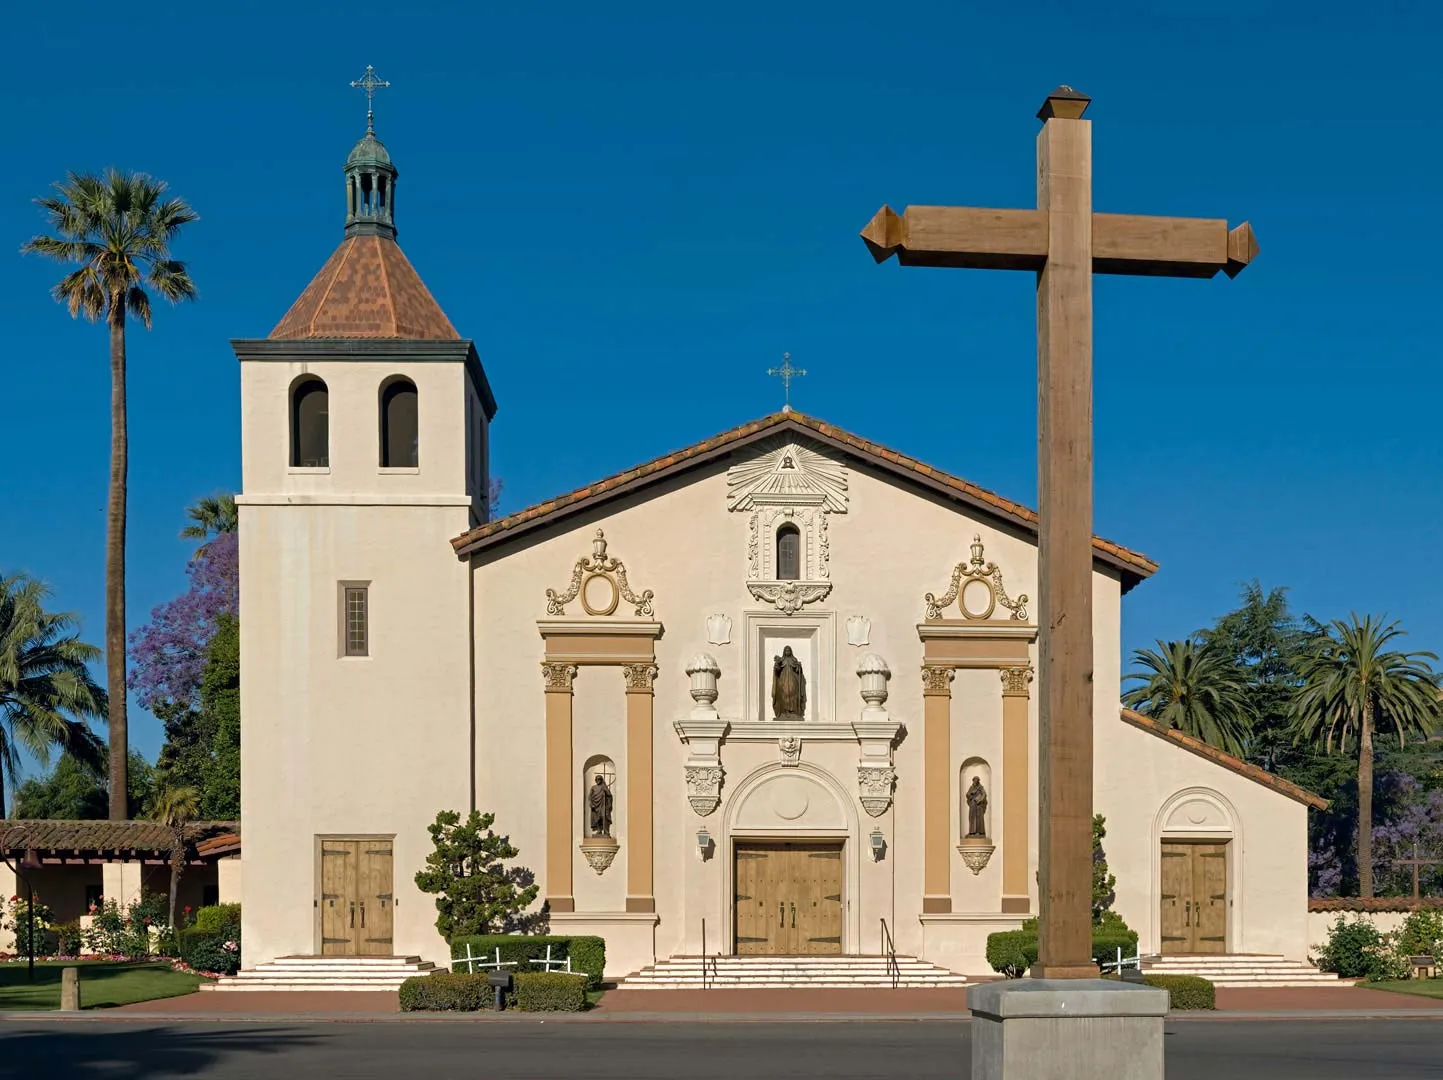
343 586 369 657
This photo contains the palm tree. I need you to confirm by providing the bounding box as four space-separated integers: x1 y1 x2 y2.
22 170 198 820
0 574 107 816
180 494 237 543
1291 615 1441 897
1123 639 1255 755
151 784 200 931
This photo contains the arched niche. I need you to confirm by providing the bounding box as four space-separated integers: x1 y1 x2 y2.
582 755 616 839
379 375 419 468
731 769 847 833
960 757 992 841
289 375 329 468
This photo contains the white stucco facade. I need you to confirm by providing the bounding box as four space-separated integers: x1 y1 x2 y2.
235 352 1319 974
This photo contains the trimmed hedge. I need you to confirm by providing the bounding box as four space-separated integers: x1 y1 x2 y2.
398 971 588 1012
450 935 605 990
514 972 588 1012
399 972 494 1011
1140 973 1215 1010
193 904 241 933
985 928 1141 978
177 927 240 976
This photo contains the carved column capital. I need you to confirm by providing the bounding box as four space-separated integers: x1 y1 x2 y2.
622 663 659 693
1000 665 1035 698
921 664 956 696
541 662 578 692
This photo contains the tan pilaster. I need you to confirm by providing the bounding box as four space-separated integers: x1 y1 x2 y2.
542 662 578 912
921 664 955 914
622 663 657 913
1000 665 1034 914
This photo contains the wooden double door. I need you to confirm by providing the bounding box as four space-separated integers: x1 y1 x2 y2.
735 842 843 955
1160 840 1228 954
320 839 395 955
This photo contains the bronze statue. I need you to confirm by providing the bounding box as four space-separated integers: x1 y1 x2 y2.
771 645 807 721
588 774 613 837
966 777 988 838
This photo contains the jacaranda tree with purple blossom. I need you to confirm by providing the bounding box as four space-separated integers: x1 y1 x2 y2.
128 499 239 817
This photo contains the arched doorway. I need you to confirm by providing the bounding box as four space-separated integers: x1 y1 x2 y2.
1154 788 1238 955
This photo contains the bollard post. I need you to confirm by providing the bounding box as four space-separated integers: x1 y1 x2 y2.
60 967 81 1012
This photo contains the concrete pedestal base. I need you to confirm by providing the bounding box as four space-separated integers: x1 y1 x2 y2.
968 979 1169 1080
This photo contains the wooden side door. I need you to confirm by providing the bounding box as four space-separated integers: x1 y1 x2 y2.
800 844 844 955
1193 843 1228 954
735 846 772 954
1159 841 1191 954
357 841 395 955
320 840 357 955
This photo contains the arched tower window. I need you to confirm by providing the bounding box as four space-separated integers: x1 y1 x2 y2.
379 377 419 467
776 523 801 581
290 377 329 468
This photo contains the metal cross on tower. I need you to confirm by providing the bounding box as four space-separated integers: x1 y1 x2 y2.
350 65 391 133
767 352 806 411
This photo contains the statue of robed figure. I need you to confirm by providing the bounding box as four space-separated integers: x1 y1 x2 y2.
966 777 988 838
588 774 613 837
771 645 807 722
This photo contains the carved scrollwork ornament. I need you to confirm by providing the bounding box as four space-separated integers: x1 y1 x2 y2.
921 665 956 695
1000 665 1035 697
778 736 802 767
685 765 725 816
545 529 656 617
924 534 1029 622
622 663 659 692
857 765 896 817
541 662 579 691
747 580 832 615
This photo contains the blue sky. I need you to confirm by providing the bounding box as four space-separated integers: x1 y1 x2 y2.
3 1 1441 768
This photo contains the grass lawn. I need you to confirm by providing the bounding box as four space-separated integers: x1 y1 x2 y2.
1358 979 1443 1000
0 961 210 1010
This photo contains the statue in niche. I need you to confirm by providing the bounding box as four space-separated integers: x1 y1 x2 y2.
588 774 614 838
771 645 807 722
965 777 988 838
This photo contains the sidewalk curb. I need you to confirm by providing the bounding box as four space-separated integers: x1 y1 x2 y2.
6 1007 1443 1024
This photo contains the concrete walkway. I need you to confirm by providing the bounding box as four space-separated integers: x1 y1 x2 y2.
0 981 1433 1024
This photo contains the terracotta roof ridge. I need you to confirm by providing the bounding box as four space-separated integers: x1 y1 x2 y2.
375 235 399 336
308 235 358 337
1117 707 1329 810
451 411 1156 586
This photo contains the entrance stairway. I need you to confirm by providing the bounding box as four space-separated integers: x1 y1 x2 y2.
616 954 969 989
1141 954 1346 988
201 955 439 992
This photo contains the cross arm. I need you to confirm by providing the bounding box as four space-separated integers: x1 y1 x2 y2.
861 205 1258 279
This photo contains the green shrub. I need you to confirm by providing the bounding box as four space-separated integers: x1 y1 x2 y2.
399 972 494 1011
1143 973 1214 1010
513 971 588 1012
193 904 241 933
1315 915 1399 980
51 921 83 958
450 935 606 990
985 931 1037 978
1395 910 1443 959
178 927 241 976
985 926 1140 978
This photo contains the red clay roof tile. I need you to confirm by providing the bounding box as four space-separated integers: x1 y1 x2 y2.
269 234 458 340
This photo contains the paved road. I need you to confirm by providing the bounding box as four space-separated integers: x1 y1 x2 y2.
2 1019 1441 1079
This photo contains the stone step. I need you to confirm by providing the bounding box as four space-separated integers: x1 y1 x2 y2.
616 954 968 990
206 954 439 992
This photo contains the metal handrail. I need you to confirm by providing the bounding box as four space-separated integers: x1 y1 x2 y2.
881 918 899 989
701 918 713 990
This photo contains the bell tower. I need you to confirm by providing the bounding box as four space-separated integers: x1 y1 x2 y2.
231 69 492 969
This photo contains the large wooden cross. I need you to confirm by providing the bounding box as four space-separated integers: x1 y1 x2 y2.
862 87 1256 979
1395 843 1442 901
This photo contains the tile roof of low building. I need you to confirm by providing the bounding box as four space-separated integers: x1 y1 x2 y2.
0 820 240 858
1119 708 1329 809
269 234 459 340
451 410 1159 590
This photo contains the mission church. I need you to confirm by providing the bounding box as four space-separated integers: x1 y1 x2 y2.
229 114 1325 983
